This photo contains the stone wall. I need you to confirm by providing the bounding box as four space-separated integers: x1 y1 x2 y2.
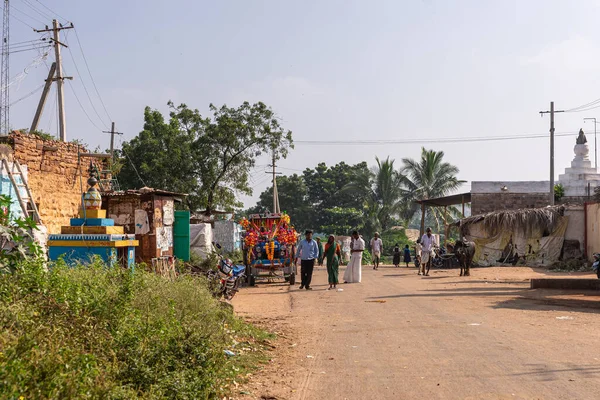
471 193 551 215
471 181 552 215
0 132 107 234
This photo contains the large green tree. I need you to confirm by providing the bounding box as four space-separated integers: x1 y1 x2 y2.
343 157 413 235
246 161 370 234
246 174 312 230
117 101 293 214
402 148 464 233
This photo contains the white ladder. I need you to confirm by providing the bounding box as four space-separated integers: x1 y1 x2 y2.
0 157 41 223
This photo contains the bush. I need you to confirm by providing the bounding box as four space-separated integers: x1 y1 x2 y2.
0 259 270 399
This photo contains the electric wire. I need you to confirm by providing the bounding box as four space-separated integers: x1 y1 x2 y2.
294 131 579 146
8 82 43 106
34 0 68 23
10 4 45 25
64 31 109 129
118 136 147 187
21 0 54 21
73 27 112 122
66 78 104 131
10 12 35 30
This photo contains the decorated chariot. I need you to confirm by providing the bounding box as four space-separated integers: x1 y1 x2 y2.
240 212 298 286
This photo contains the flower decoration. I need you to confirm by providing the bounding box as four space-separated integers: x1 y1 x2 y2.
266 240 275 261
244 231 258 247
239 218 250 230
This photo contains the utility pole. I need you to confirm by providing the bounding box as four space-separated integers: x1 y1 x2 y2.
30 62 56 133
1 0 9 136
102 122 123 162
540 101 565 206
584 117 598 170
35 20 73 141
267 151 282 214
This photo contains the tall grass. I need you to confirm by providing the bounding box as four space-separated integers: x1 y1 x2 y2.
0 259 270 399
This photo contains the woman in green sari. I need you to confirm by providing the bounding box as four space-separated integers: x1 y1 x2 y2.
324 235 342 290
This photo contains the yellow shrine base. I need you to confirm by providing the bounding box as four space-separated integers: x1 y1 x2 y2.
61 226 125 234
78 209 107 219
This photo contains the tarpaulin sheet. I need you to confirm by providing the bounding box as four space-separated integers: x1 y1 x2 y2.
466 216 569 267
190 223 213 259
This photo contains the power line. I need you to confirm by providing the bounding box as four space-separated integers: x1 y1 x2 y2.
10 11 34 30
73 27 111 122
66 78 103 131
10 4 44 25
34 0 67 23
118 136 147 187
294 131 579 146
64 31 108 129
21 0 53 21
9 82 43 106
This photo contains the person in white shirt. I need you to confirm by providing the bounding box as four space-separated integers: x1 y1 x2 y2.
344 230 364 283
370 232 383 270
420 227 437 276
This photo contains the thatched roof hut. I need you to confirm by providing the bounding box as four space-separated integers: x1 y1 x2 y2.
455 205 565 237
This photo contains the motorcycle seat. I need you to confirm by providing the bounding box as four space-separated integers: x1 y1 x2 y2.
232 265 246 275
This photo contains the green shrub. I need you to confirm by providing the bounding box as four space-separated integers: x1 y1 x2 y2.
0 259 270 399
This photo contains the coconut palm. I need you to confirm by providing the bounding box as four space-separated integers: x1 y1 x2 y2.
402 148 465 234
343 157 414 233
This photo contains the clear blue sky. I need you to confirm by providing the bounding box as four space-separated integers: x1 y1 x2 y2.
8 0 600 207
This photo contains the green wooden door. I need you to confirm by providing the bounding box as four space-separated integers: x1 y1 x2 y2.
173 210 190 261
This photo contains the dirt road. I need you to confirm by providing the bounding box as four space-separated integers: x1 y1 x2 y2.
233 265 600 400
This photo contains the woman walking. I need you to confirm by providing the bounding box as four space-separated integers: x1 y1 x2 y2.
324 235 342 290
403 244 411 267
393 244 401 268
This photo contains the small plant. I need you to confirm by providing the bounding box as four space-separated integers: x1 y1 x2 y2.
27 129 56 141
554 184 565 202
0 195 43 273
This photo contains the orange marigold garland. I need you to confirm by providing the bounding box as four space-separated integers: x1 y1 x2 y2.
266 240 275 261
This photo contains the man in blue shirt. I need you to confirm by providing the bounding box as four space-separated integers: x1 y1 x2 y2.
295 229 319 290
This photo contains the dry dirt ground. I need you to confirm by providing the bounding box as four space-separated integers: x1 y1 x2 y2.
231 265 600 400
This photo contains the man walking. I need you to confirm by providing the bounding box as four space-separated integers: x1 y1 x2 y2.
344 230 365 283
296 230 319 290
420 227 436 276
370 232 383 270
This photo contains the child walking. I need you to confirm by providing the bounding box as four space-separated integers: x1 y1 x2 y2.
403 244 411 267
393 244 401 268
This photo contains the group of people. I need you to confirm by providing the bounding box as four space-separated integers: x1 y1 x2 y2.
295 230 364 290
295 227 438 290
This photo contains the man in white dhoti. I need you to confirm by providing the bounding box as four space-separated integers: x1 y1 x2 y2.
420 227 436 276
370 232 383 270
344 230 364 283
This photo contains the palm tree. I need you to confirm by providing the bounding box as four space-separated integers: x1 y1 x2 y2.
402 148 465 234
343 157 413 233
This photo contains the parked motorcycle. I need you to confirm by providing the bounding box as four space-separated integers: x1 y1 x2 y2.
592 253 600 279
431 246 445 268
207 243 246 300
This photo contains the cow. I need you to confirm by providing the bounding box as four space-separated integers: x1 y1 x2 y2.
454 239 475 276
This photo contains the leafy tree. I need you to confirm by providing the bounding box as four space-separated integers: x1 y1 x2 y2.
343 157 413 234
117 106 199 207
246 174 312 230
402 148 464 234
117 101 293 214
193 102 293 215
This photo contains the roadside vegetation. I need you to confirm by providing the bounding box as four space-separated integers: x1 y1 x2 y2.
0 196 271 399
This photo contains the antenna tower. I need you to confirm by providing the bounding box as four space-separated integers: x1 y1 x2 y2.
0 0 9 135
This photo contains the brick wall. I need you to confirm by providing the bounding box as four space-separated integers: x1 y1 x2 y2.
471 193 550 215
0 131 108 234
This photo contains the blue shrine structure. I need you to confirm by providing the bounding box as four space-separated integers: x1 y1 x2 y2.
48 164 138 268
